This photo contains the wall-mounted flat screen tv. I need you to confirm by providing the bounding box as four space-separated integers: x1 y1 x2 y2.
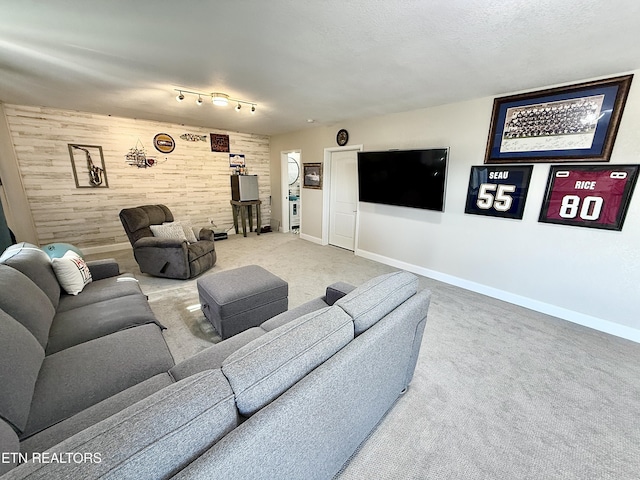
357 148 449 211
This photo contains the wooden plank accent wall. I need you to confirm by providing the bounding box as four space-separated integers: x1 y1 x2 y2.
4 105 271 249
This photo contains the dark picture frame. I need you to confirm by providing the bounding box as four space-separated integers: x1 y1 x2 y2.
539 164 639 231
465 165 533 219
68 144 109 188
484 75 633 164
210 133 230 152
303 163 322 189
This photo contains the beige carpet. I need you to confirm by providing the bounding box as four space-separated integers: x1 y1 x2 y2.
88 232 640 479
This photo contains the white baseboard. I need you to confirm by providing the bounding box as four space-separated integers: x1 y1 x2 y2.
81 242 130 255
300 233 323 245
356 248 640 344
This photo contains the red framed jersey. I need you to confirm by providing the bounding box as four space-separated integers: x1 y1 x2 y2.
539 165 639 230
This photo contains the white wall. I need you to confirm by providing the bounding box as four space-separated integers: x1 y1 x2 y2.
270 70 640 341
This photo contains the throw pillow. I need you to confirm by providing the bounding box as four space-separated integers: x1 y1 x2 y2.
163 221 198 243
149 223 187 242
51 250 93 295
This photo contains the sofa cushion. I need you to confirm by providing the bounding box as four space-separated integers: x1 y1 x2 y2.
20 373 174 454
12 370 237 480
170 327 266 381
47 294 164 354
335 271 418 335
0 265 55 348
0 418 19 476
51 250 92 295
22 324 174 437
0 243 60 309
56 274 143 313
222 306 354 416
0 310 44 433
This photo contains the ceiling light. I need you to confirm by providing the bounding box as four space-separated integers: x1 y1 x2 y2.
212 93 229 106
172 89 256 114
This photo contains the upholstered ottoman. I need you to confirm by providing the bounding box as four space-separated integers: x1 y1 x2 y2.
197 265 288 339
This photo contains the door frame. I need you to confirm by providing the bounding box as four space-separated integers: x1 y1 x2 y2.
322 145 363 246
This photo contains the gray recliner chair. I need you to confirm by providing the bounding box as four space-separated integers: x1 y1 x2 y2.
119 204 216 279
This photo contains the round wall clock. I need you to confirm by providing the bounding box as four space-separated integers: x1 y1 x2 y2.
336 129 349 146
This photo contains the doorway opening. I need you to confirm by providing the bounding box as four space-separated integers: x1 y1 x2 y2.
280 150 301 233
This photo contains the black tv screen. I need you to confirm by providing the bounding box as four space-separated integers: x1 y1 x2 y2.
357 148 448 211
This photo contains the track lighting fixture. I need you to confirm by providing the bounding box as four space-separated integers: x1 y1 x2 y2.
212 93 229 106
173 89 256 114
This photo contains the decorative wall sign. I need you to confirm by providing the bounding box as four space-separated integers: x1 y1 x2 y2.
303 163 322 189
125 139 158 168
210 133 230 152
153 133 175 153
180 133 207 142
68 144 108 188
484 75 633 164
465 165 533 219
229 154 245 168
539 164 639 231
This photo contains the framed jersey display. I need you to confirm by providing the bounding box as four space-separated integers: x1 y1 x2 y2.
465 165 533 219
539 165 639 231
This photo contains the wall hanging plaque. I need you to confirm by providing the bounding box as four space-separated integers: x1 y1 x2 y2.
68 144 108 188
465 165 533 219
153 133 175 153
125 139 159 168
538 164 639 231
484 75 633 164
210 133 230 152
180 133 208 142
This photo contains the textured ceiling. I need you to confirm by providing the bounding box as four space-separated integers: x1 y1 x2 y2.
1 0 640 135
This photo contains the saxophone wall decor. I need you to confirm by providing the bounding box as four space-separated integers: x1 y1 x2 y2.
68 144 109 188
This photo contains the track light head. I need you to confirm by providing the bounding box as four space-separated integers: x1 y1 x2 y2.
235 103 242 112
251 105 256 114
176 92 184 102
196 95 203 106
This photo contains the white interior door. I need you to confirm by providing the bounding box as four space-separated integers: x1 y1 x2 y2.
329 150 358 250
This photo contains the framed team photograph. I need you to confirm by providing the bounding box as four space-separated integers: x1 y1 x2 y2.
484 75 633 164
539 164 639 231
465 165 533 219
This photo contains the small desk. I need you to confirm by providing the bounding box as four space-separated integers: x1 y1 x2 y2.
230 199 262 237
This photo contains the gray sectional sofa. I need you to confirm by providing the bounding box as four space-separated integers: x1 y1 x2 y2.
0 242 431 479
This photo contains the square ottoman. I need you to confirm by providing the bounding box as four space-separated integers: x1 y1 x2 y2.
197 265 288 339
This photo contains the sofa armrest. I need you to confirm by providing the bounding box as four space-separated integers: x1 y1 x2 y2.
134 236 186 249
86 259 120 280
7 370 238 480
325 282 356 305
198 227 214 242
